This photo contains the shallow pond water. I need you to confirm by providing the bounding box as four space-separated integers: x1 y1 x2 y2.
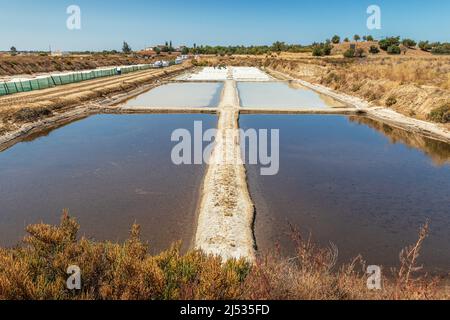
123 82 223 108
0 114 216 252
240 114 450 273
238 82 347 109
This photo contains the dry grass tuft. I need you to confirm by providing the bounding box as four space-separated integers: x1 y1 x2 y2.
0 212 448 300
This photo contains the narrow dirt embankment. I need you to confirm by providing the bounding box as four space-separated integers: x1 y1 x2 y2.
0 63 193 149
0 54 181 77
195 79 256 261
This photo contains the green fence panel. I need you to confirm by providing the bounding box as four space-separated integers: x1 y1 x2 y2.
61 74 71 85
0 64 154 96
37 78 50 89
47 77 54 87
21 80 32 92
0 83 8 95
5 82 19 94
82 72 92 80
15 81 24 92
51 76 62 86
30 79 40 90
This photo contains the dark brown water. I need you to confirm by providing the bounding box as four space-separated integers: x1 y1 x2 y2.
0 114 216 252
240 115 450 273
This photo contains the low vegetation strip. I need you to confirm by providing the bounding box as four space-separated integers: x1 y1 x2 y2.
0 213 447 300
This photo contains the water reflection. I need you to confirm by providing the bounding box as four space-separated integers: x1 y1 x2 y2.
238 81 347 108
0 114 216 253
240 114 450 273
349 116 450 166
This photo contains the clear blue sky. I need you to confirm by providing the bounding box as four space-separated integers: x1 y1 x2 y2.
1 0 449 51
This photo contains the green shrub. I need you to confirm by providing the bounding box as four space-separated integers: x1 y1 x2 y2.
379 36 400 51
386 96 397 107
402 39 417 48
312 47 323 56
331 35 340 44
0 214 445 300
312 43 333 57
431 43 450 55
387 45 401 55
343 49 355 58
369 45 380 54
428 104 450 123
419 41 432 52
322 43 332 56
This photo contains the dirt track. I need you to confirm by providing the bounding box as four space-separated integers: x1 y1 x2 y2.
0 64 190 110
0 63 192 135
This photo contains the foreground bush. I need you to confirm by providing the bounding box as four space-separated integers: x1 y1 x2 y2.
0 212 447 300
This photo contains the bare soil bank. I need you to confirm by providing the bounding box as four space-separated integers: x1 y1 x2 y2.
0 54 180 77
196 55 450 126
0 63 193 147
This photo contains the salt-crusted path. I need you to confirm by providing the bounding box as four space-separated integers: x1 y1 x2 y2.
194 79 256 261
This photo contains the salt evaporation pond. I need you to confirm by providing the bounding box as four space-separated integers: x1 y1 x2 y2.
0 114 216 253
240 114 450 273
238 82 347 108
123 82 223 108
